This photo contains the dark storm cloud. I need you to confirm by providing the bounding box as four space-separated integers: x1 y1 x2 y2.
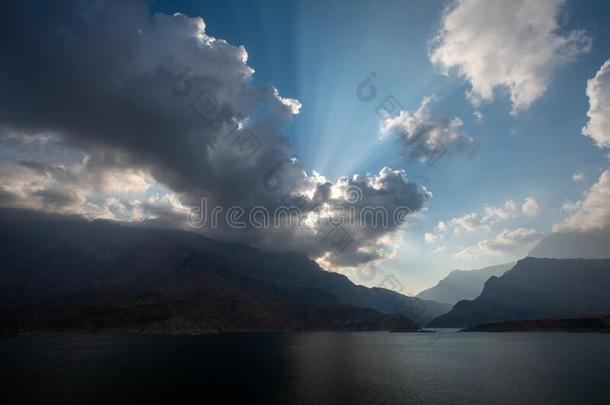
0 0 430 269
32 188 81 210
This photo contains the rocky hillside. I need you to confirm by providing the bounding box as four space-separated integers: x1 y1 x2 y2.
429 257 610 328
0 208 444 334
417 262 514 306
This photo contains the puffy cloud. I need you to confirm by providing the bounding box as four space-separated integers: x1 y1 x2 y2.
521 197 541 216
0 0 430 270
0 139 160 220
449 212 486 233
582 59 610 149
0 161 82 212
482 200 519 223
380 97 480 164
455 228 541 259
430 0 591 114
426 199 520 242
573 170 585 182
553 170 610 232
425 198 539 249
267 167 431 269
424 232 439 244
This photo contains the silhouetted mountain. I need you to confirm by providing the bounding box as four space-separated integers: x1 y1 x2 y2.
417 262 514 305
529 229 610 259
462 315 610 333
0 208 449 334
429 257 610 328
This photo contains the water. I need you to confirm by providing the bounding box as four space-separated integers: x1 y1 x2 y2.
1 330 609 404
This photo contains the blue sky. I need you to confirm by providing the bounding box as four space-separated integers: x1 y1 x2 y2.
149 0 610 290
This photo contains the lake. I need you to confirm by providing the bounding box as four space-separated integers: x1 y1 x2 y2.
1 330 609 404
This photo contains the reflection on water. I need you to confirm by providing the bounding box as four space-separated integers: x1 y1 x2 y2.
1 331 609 404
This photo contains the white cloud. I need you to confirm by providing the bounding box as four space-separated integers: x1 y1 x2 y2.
553 170 610 232
274 87 302 115
455 227 541 259
424 232 439 244
450 212 485 233
582 59 610 149
482 200 519 223
0 153 177 223
430 0 591 114
435 220 448 233
521 197 541 216
425 198 539 247
431 200 518 237
430 245 447 254
380 97 479 163
561 200 581 213
573 170 585 182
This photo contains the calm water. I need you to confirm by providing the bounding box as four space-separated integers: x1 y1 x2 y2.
1 330 609 404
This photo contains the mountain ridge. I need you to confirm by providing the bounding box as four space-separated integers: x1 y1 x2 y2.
429 257 610 328
529 229 610 259
416 262 515 305
0 208 449 333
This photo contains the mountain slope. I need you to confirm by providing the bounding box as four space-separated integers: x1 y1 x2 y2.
416 262 514 306
429 257 610 328
529 229 610 259
462 315 610 333
0 208 447 333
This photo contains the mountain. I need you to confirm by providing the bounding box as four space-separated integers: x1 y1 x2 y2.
0 208 449 334
529 229 610 259
429 257 610 328
462 315 610 333
416 262 514 306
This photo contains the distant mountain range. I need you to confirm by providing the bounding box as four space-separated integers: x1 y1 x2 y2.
429 257 610 328
0 208 451 334
417 262 515 306
462 315 610 333
529 229 610 259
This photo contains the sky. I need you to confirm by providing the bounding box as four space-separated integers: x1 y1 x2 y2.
1 0 609 293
